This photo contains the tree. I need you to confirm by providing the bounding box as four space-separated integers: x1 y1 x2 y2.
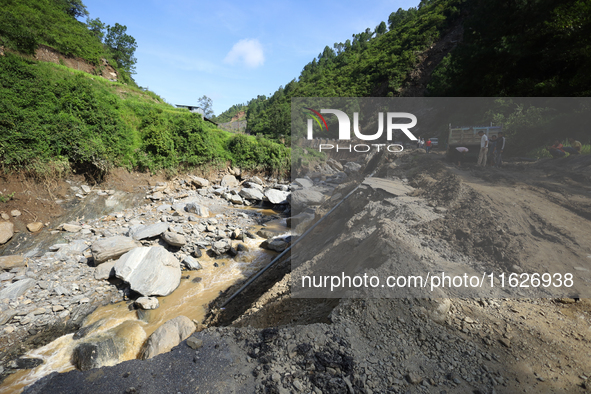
388 7 417 30
376 21 387 35
86 17 105 41
104 23 137 74
197 95 214 118
56 0 88 19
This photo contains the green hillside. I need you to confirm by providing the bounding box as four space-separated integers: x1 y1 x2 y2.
222 0 590 156
0 0 290 178
212 104 248 124
0 0 136 83
233 0 464 141
428 0 591 96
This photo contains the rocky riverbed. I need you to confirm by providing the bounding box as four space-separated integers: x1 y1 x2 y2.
8 151 591 394
0 159 354 392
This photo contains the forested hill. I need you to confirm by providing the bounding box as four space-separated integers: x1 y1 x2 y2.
0 0 290 177
217 0 590 142
0 0 138 84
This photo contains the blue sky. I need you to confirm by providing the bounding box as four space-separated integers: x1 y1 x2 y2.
83 0 420 115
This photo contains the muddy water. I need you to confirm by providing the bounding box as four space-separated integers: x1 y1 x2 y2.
2 212 289 394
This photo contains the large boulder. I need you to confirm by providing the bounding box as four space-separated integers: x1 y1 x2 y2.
211 240 231 256
221 175 239 188
291 189 325 209
185 203 209 217
265 189 290 205
294 178 313 188
0 279 36 300
189 176 209 188
264 238 289 252
0 255 25 271
226 194 243 205
135 297 159 310
114 246 181 297
0 222 14 245
182 256 202 270
94 260 115 280
131 222 169 241
244 182 263 192
249 176 264 185
140 315 195 359
72 321 146 371
161 231 186 247
91 236 141 265
239 188 264 201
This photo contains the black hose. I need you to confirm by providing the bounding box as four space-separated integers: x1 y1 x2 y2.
220 169 377 308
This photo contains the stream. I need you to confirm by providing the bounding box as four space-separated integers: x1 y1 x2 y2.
0 184 289 394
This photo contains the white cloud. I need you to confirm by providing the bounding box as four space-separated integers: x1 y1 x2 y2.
224 39 265 68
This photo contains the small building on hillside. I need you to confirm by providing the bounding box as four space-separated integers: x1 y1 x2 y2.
175 105 217 125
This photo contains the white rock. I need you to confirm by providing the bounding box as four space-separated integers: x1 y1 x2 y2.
0 279 35 300
27 222 43 232
91 236 141 265
161 231 186 247
132 222 170 240
343 162 362 174
62 223 82 232
182 256 202 270
189 176 209 188
140 316 195 359
149 191 164 200
114 246 181 297
239 188 264 201
244 182 263 192
227 194 243 205
156 204 171 212
135 296 159 310
249 176 264 185
265 189 290 204
221 175 239 188
294 178 313 188
94 260 115 280
185 203 209 217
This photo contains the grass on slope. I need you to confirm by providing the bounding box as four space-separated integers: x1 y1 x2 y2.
0 0 104 63
0 54 290 179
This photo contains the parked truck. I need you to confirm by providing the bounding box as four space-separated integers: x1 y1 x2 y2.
446 124 502 161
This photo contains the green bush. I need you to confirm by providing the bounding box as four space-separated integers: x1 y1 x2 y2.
228 134 291 174
0 54 290 178
0 0 105 63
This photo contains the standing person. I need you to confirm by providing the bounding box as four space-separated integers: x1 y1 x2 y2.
477 130 488 166
417 137 421 149
564 138 582 155
488 135 497 166
495 132 506 167
425 138 432 153
548 140 566 158
419 137 425 149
